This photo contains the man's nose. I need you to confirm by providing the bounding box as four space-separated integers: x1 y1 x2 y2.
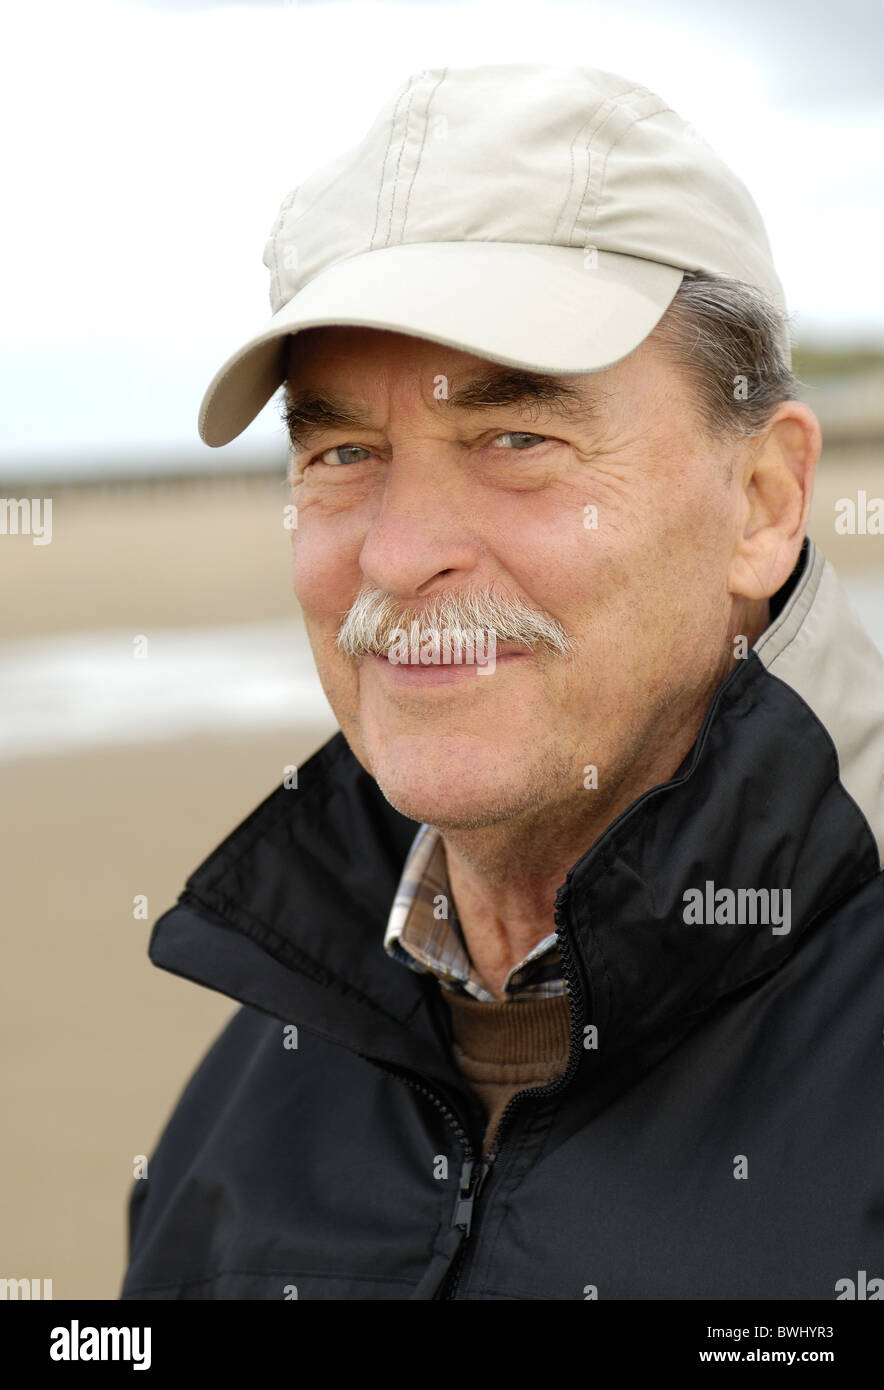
357 446 486 599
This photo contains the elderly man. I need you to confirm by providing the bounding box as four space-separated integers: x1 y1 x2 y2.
121 65 884 1301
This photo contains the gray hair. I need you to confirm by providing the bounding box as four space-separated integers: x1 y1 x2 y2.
650 269 800 443
337 581 572 659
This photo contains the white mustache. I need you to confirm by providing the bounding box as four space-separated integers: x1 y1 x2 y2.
336 584 572 659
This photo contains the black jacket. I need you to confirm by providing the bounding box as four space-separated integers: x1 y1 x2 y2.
121 539 884 1300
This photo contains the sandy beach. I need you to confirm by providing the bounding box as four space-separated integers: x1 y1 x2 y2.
2 451 883 1298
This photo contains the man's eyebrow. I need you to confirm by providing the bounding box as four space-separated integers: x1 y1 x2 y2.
282 368 605 449
444 367 603 422
282 390 367 449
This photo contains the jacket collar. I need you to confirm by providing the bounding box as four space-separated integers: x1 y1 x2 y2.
148 538 882 1085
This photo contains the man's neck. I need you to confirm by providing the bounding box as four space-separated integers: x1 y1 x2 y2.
440 753 669 1000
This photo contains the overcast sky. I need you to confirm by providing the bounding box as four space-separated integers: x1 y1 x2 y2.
2 0 882 469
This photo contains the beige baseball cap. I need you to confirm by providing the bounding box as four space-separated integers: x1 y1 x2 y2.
199 63 789 447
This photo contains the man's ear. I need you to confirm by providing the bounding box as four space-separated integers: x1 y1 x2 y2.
728 401 821 601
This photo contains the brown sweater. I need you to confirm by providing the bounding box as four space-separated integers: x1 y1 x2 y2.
444 991 572 1157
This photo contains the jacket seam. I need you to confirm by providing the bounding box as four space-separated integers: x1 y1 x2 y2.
761 668 880 872
192 736 354 894
174 891 420 1028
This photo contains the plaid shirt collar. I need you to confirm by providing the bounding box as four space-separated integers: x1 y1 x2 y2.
383 823 564 1002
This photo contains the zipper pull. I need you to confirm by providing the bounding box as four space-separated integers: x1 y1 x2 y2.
452 1158 489 1237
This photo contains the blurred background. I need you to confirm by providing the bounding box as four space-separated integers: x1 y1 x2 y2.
1 0 883 1299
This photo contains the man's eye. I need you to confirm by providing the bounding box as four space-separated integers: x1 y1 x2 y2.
309 432 549 467
490 432 549 450
314 444 373 467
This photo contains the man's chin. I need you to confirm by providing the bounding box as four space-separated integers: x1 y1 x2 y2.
365 753 545 832
376 779 528 831
337 723 563 830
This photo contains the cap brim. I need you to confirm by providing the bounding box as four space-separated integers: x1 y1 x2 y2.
198 242 685 446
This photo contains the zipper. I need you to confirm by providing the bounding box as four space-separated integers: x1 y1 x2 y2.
439 878 585 1299
451 1156 491 1238
437 1159 488 1298
364 1059 492 1297
353 878 584 1299
376 1063 478 1161
483 878 585 1166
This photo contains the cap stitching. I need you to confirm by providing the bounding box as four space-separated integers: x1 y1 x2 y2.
269 186 299 310
568 100 628 245
400 68 448 243
371 71 423 251
553 84 648 245
382 70 434 248
271 157 380 312
575 95 674 246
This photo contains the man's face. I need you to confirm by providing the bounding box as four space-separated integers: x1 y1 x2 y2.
286 326 749 832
